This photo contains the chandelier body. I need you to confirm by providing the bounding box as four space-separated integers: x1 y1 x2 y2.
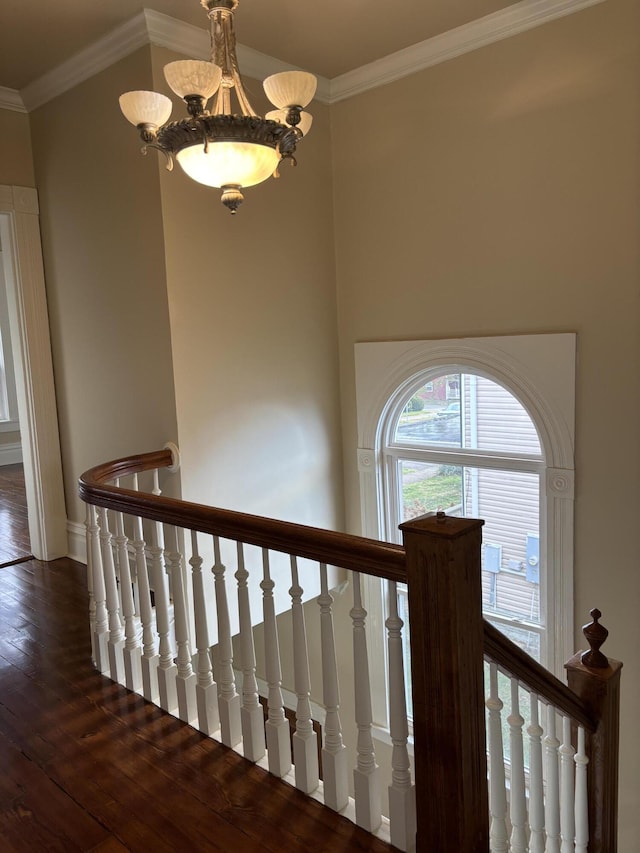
119 0 316 213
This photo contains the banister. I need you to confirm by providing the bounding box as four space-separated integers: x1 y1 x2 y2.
81 449 597 729
81 450 594 727
483 620 596 731
81 448 175 482
81 449 620 852
79 451 407 583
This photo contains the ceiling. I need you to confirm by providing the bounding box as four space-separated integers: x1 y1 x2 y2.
1 0 524 92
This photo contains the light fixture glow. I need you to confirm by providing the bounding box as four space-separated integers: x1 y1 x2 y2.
119 0 316 214
176 142 280 189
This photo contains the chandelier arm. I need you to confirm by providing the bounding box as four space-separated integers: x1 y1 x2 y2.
227 49 256 117
213 86 223 115
141 144 174 172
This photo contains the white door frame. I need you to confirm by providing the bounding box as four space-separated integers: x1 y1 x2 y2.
0 185 67 560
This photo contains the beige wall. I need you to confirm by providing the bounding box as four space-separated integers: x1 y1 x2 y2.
332 0 640 843
150 46 344 529
0 431 20 447
29 48 179 521
0 108 35 187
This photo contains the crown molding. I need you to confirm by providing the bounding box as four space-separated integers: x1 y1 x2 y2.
13 0 604 112
21 11 150 111
143 8 208 58
0 86 26 113
328 0 606 102
18 7 331 112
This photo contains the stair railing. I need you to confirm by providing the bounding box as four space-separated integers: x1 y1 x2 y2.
80 448 621 852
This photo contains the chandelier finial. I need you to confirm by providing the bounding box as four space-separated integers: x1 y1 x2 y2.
201 0 239 14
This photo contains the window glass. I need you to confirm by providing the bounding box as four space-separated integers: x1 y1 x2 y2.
395 373 541 456
399 460 541 623
390 371 544 665
0 255 17 427
0 327 9 422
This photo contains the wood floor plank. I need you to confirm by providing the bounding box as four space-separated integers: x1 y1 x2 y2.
0 730 109 852
88 839 132 853
0 464 31 566
0 557 394 853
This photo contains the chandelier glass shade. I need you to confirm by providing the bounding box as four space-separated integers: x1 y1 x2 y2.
176 141 280 189
119 0 317 213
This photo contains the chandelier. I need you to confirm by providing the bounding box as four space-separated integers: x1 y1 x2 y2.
119 0 316 213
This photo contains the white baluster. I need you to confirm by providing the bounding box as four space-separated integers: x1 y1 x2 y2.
486 662 509 853
261 549 290 777
165 525 197 725
318 563 348 811
85 504 97 666
87 504 109 673
508 678 528 853
527 694 545 853
351 572 381 833
212 536 241 747
191 531 219 736
129 530 141 619
560 715 576 853
131 474 159 703
290 556 319 794
149 507 177 714
574 725 589 853
113 483 142 693
236 541 265 762
386 580 416 853
544 707 561 853
98 507 125 683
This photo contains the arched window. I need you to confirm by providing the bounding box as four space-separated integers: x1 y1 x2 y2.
354 335 575 710
381 370 545 661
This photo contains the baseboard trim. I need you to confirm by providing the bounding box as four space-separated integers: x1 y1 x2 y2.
0 442 23 466
67 519 87 564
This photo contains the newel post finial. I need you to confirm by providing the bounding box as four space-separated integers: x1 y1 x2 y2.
566 608 622 853
581 608 609 669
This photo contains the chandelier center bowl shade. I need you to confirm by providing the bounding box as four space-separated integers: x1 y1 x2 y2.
119 0 317 213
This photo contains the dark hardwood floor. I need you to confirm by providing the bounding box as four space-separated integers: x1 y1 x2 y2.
0 463 31 567
0 558 394 852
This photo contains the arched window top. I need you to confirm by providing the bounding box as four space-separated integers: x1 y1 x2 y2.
356 336 575 470
390 371 542 458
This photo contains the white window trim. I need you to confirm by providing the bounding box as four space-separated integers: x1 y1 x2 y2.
354 335 576 726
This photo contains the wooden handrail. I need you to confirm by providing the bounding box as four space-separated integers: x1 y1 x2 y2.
79 451 407 583
483 621 596 730
80 449 595 725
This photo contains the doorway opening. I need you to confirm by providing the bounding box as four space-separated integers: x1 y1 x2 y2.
0 186 67 561
0 239 31 566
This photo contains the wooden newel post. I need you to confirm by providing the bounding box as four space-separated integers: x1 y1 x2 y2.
565 609 622 853
400 511 488 852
